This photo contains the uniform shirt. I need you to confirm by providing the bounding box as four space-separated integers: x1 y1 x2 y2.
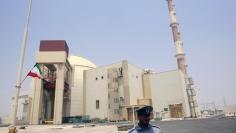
128 124 162 133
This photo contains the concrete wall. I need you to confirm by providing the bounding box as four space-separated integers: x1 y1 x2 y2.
70 66 94 116
10 95 31 124
84 61 144 120
149 70 191 118
224 105 236 117
68 56 96 116
84 65 114 119
127 64 144 106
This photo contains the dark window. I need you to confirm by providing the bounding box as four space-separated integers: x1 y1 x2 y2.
164 108 168 111
136 76 138 79
114 88 119 92
95 77 98 80
114 109 120 114
114 98 119 103
101 76 104 79
120 97 124 101
96 100 99 109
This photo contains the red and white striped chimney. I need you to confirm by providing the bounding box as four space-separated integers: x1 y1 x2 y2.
166 0 188 76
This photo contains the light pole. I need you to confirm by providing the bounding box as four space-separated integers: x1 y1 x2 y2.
11 0 32 127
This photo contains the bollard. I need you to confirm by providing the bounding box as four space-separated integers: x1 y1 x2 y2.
8 127 17 133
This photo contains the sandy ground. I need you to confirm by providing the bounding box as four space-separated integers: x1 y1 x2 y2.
0 125 127 133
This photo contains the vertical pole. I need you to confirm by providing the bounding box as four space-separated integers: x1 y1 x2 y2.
132 106 135 128
11 0 32 126
166 0 187 75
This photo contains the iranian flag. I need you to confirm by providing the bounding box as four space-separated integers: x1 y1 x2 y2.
27 63 43 79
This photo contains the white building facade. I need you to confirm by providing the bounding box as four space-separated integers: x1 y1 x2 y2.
10 95 31 124
224 105 236 117
83 60 145 121
68 56 96 116
147 70 199 119
23 40 201 124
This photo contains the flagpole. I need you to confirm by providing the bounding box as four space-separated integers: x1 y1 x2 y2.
20 64 36 85
11 0 32 127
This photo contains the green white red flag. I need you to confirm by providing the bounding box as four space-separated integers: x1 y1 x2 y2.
27 63 43 79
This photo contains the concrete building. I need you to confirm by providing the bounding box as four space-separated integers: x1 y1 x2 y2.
68 56 96 116
224 105 236 117
29 40 97 125
144 70 197 119
1 116 10 125
166 0 199 117
83 60 148 121
10 95 31 124
26 40 200 124
143 70 201 119
30 40 72 124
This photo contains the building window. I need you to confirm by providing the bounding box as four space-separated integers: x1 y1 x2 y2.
101 76 104 79
120 97 124 102
95 77 98 80
136 76 138 79
114 88 119 92
164 108 168 111
96 100 100 109
114 109 120 114
114 98 119 103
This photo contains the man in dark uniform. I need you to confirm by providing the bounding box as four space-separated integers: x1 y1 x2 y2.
128 106 162 133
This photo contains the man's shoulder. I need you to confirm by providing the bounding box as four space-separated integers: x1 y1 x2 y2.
128 128 136 133
128 125 162 133
151 125 161 129
151 125 162 133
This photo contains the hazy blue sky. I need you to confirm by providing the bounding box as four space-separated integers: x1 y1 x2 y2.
0 0 236 116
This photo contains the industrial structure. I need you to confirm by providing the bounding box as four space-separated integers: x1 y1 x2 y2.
29 41 72 124
68 56 96 117
10 38 200 124
10 0 201 125
166 0 199 117
145 70 194 118
10 95 31 125
223 105 236 117
84 60 145 121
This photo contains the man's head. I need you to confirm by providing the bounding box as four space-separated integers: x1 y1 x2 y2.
137 106 153 127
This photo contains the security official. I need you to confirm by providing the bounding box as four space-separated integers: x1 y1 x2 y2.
128 106 162 133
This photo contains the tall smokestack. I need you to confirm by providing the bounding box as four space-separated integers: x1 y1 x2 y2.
166 0 200 118
166 0 188 76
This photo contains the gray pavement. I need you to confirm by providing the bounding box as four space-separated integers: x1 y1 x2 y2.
1 116 235 133
152 117 236 133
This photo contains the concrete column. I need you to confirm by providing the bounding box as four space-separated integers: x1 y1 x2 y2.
65 67 72 116
29 79 43 124
142 74 151 99
83 70 87 116
53 64 65 124
122 60 130 106
46 99 52 119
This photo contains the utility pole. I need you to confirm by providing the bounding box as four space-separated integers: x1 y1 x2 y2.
11 0 32 127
